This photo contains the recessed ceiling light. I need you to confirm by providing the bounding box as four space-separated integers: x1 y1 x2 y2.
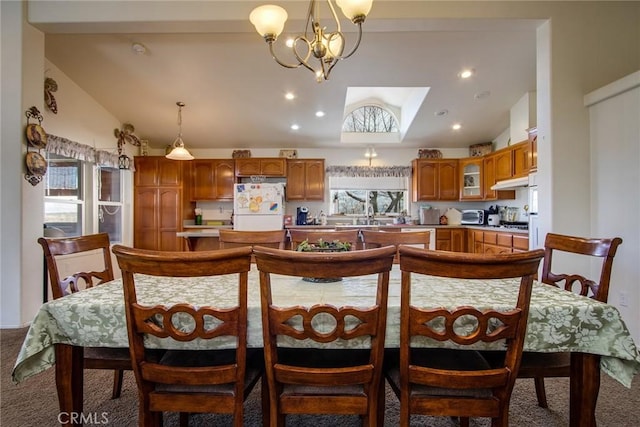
290 124 300 131
475 90 491 100
458 68 475 79
131 42 147 55
285 92 295 100
315 111 325 117
452 123 462 131
434 109 449 117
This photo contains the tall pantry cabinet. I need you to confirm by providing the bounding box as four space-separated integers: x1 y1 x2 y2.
134 156 192 251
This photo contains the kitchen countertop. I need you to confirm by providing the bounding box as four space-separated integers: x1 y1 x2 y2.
286 224 528 234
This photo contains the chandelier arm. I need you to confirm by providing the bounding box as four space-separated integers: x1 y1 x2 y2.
326 0 342 33
337 23 363 60
268 42 304 69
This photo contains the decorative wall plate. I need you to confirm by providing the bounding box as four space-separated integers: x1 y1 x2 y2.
25 151 48 176
25 124 47 149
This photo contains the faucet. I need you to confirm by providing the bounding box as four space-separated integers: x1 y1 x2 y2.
367 205 375 225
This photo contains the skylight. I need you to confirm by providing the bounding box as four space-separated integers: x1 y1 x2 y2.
341 87 430 144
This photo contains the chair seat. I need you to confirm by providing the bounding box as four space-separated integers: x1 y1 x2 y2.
83 347 131 368
154 348 263 394
386 348 493 399
480 350 571 377
518 352 571 376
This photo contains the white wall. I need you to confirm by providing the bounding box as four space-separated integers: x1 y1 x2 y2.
586 71 640 342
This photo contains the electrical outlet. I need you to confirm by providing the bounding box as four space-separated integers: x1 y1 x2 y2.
619 291 629 307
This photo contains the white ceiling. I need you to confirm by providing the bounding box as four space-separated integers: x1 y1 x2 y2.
35 3 539 151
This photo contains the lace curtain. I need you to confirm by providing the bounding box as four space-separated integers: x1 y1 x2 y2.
325 165 411 178
46 134 134 171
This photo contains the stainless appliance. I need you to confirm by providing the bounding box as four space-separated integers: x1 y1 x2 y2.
233 183 285 231
487 214 500 226
419 207 440 225
460 209 486 225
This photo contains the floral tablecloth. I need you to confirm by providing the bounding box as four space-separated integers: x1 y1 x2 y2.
12 266 640 388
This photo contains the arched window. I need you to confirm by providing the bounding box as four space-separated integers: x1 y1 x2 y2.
342 105 399 133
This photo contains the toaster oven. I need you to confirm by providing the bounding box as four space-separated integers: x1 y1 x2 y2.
460 209 486 225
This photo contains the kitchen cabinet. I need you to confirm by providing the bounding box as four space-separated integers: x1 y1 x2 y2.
412 159 458 201
235 158 286 177
483 152 516 201
134 156 191 251
493 148 513 182
459 158 483 200
286 159 325 201
468 228 529 254
512 141 531 178
191 159 235 200
528 127 538 172
436 228 466 252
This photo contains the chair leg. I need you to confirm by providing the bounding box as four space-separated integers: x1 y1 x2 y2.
261 377 270 427
460 417 470 427
111 369 124 399
179 412 189 427
534 377 549 408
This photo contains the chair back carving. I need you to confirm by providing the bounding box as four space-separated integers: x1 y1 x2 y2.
541 233 622 302
253 245 396 425
38 232 114 299
394 246 544 425
361 229 431 262
288 229 359 250
112 245 258 426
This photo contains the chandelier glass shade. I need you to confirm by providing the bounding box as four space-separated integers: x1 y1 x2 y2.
250 0 373 82
166 101 194 161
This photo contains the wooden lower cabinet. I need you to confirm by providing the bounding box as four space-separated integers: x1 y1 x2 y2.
436 228 466 252
468 228 528 254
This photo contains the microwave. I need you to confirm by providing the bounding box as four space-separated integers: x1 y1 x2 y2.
461 209 486 225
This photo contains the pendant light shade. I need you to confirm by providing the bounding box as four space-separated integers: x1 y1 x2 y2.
166 101 194 161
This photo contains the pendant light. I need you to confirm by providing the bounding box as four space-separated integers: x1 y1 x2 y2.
166 101 194 161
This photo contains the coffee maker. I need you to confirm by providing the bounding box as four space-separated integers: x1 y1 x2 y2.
296 206 309 225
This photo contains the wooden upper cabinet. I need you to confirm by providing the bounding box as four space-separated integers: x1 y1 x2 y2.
135 156 182 187
286 159 325 201
512 141 530 178
235 158 286 177
412 159 458 201
493 148 513 182
192 159 235 201
483 153 515 201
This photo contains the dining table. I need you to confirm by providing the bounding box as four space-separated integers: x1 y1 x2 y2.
12 265 640 426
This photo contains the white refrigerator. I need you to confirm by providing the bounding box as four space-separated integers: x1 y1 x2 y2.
233 183 285 231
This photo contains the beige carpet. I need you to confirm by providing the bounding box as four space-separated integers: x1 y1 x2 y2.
2 327 639 426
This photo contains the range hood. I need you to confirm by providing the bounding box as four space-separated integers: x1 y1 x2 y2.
490 176 529 191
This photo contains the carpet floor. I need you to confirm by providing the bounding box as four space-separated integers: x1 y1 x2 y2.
2 327 639 426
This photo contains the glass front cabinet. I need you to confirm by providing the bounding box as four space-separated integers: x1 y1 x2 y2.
459 158 484 200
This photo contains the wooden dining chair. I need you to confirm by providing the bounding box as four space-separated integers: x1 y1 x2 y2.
361 229 431 263
385 246 544 427
288 228 359 251
219 229 287 253
516 232 623 408
111 245 263 427
38 232 130 399
253 245 396 427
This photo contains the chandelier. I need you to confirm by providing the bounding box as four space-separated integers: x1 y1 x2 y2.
166 101 194 161
250 0 373 82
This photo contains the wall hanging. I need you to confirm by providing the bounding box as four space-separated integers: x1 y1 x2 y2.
24 106 48 186
44 77 58 114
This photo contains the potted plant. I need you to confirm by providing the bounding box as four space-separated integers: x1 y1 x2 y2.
296 239 352 282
